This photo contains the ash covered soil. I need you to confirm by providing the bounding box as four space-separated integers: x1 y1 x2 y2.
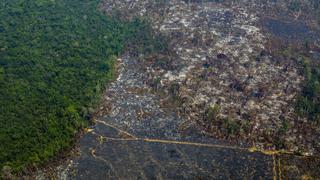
37 0 320 179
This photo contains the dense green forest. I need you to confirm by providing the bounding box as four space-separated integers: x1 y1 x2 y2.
296 58 320 123
0 0 160 174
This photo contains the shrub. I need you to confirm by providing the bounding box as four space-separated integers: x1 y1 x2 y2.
206 105 221 123
222 118 240 136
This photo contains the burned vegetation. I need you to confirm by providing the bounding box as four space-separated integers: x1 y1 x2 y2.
101 0 320 155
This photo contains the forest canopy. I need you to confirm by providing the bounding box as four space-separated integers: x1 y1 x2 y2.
0 0 158 173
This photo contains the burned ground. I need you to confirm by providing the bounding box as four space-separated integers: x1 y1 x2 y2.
101 0 320 154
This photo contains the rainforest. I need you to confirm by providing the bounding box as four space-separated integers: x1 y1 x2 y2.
0 0 159 173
